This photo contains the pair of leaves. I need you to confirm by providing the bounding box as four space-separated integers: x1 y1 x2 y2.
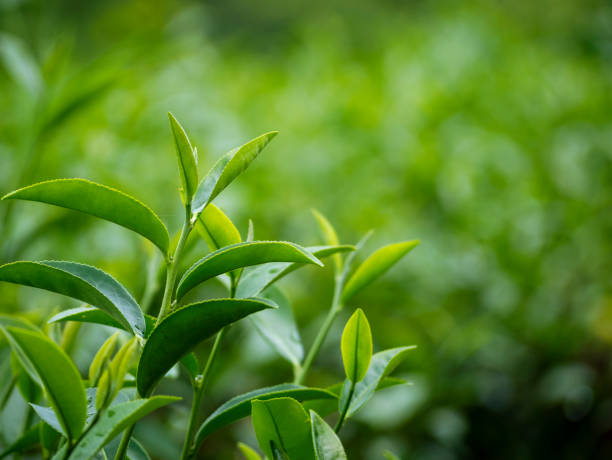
2 179 170 255
176 241 323 301
251 397 346 460
0 261 145 337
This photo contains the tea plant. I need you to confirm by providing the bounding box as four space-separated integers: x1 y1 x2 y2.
0 113 418 459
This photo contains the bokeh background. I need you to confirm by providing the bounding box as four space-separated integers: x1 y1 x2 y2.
2 0 612 458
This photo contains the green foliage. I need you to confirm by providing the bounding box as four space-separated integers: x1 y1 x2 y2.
341 309 372 383
310 411 347 460
168 113 199 206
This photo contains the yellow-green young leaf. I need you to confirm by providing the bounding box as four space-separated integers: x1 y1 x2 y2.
0 261 145 337
1 327 87 441
95 369 111 411
89 332 119 385
168 112 198 205
383 451 401 460
341 309 372 383
251 397 315 460
48 306 156 338
311 209 342 272
310 411 347 460
2 179 169 254
137 298 275 396
238 442 262 460
195 203 241 251
191 132 278 215
247 219 255 242
194 384 336 446
176 242 322 301
341 241 419 304
67 396 180 460
108 338 138 400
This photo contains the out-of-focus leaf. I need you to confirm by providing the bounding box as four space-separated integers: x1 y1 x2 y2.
67 396 180 460
383 450 401 460
251 397 315 460
0 422 40 459
250 286 303 367
11 352 41 402
341 309 372 383
2 179 170 255
0 314 38 332
347 346 416 417
168 112 198 205
341 241 419 303
0 261 145 337
235 245 354 299
0 32 42 95
1 327 87 441
310 410 347 460
194 384 335 446
137 298 275 396
192 131 278 215
180 353 200 381
237 442 262 460
127 438 151 460
176 242 322 300
48 306 155 338
30 404 64 436
312 209 342 272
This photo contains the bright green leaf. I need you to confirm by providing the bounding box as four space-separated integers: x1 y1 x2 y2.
341 241 419 303
383 450 401 460
251 397 315 460
176 241 322 300
311 209 342 273
168 112 198 205
0 261 145 337
195 203 241 251
191 132 277 215
237 442 262 460
194 384 335 446
67 396 180 460
2 179 169 254
235 245 354 299
89 332 119 386
250 286 303 367
137 298 275 395
1 327 87 441
310 411 347 460
341 309 372 383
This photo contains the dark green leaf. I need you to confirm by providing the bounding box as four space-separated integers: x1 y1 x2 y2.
250 286 303 367
0 261 145 337
1 327 87 441
176 242 322 301
251 397 315 460
168 113 198 204
341 309 372 383
194 384 335 446
191 132 278 215
48 306 155 338
341 241 419 303
310 411 347 460
235 245 354 299
2 179 169 254
67 396 180 460
0 422 40 459
137 298 275 395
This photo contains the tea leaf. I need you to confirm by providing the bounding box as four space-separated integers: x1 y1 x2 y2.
341 241 419 303
346 346 416 417
251 397 316 460
168 112 198 205
311 209 342 273
192 132 278 215
67 396 180 460
30 404 65 436
235 245 354 299
137 298 275 395
310 410 347 460
194 384 335 446
1 327 87 441
48 306 155 338
89 332 119 386
2 179 169 254
383 451 401 460
0 261 146 337
0 422 41 459
195 203 241 252
176 241 322 300
250 286 303 367
237 442 262 460
341 309 372 383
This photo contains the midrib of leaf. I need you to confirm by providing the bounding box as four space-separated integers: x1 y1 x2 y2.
264 404 287 454
352 316 361 382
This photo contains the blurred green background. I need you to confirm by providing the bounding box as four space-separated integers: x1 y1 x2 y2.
2 0 612 458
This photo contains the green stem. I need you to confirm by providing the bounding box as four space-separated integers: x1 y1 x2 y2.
180 382 204 460
113 424 136 460
334 381 355 433
294 275 344 385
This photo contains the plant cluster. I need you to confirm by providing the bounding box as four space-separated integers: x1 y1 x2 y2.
0 114 418 459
